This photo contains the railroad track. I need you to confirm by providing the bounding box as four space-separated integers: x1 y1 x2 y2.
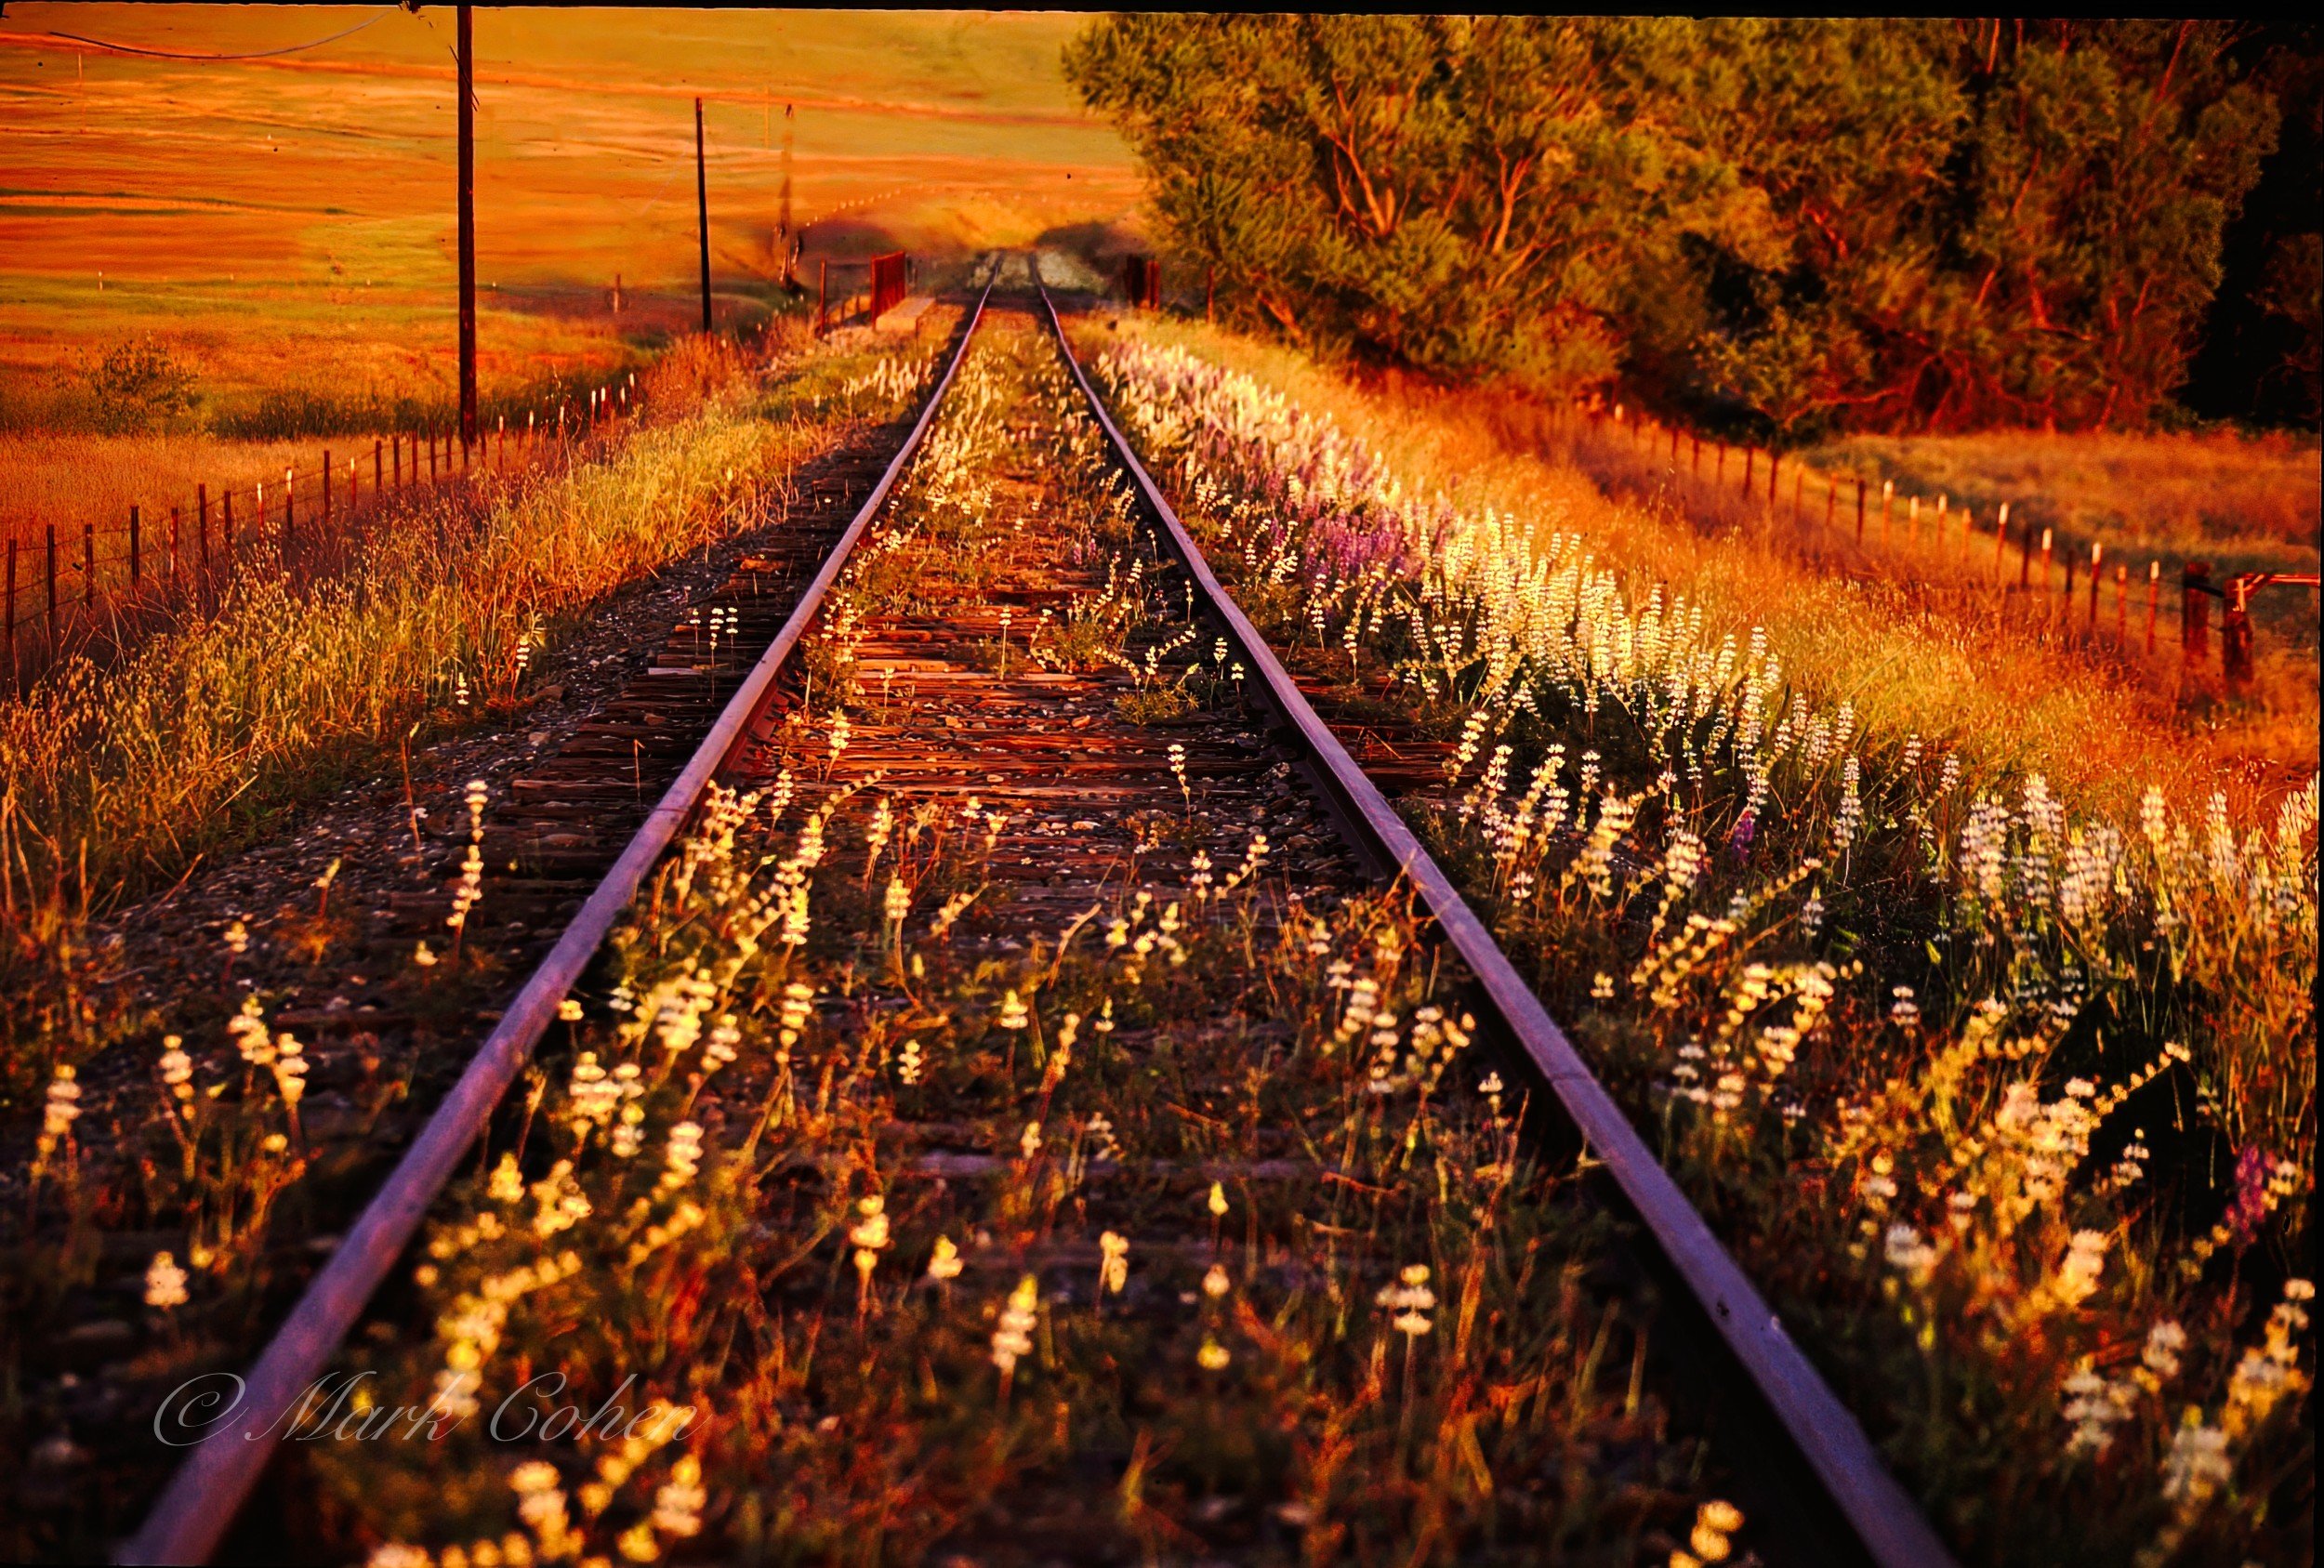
123 262 1952 1567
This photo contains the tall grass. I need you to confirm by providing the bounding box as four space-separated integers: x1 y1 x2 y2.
1091 326 2315 1565
0 329 934 1084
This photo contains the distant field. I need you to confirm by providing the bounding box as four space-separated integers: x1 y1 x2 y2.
0 5 1136 428
1807 428 2322 578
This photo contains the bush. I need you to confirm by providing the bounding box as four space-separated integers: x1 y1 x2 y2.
85 338 197 434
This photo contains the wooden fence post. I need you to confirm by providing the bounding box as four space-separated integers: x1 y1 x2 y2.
1993 502 2010 574
1743 446 1754 496
1881 481 1895 543
2063 542 2077 633
2181 561 2211 669
84 522 95 605
2146 562 2159 653
170 506 180 589
2114 563 2128 639
2087 543 2102 626
1855 479 1866 544
376 439 384 494
129 505 140 586
2223 587 2254 694
284 469 295 556
46 525 59 619
324 449 332 526
198 483 209 576
1766 450 1778 506
5 538 15 686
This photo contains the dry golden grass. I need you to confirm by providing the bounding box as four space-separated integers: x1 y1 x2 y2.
1116 315 2317 818
1808 428 2322 565
0 432 324 550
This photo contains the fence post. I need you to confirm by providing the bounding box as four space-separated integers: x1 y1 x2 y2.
223 489 235 566
2087 543 2102 626
1881 481 1895 543
1824 476 1835 532
1993 502 2009 574
170 506 180 590
2062 543 2076 634
2180 561 2211 669
5 538 15 688
129 505 141 586
2222 591 2254 693
1766 450 1778 506
198 483 209 576
2114 562 2127 639
1742 446 1754 496
2146 562 2159 653
284 469 295 557
376 439 384 495
324 449 332 526
1855 479 1866 544
1715 442 1725 483
46 525 59 619
84 522 95 605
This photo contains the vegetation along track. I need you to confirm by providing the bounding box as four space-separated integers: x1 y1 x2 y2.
119 267 1950 1566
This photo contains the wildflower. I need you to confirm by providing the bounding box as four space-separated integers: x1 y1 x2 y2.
2055 1230 2107 1307
1882 1224 1938 1287
145 1251 190 1311
659 1124 704 1191
1197 1337 1231 1371
414 940 439 968
1098 1232 1129 1295
557 998 584 1022
883 876 910 925
2159 1410 2231 1505
223 918 249 956
896 1038 924 1085
1377 1264 1436 1336
997 989 1029 1031
651 1454 705 1538
927 1235 963 1284
1684 1498 1744 1563
1202 1264 1231 1298
2142 1320 2187 1383
1207 1180 1229 1219
2062 1359 2134 1454
991 1274 1039 1379
1889 986 1921 1025
158 1034 194 1108
849 1195 891 1283
1019 1121 1043 1159
488 1153 525 1205
31 1065 81 1179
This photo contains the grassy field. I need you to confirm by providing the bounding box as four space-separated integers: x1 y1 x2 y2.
0 6 1135 599
1087 313 2315 1565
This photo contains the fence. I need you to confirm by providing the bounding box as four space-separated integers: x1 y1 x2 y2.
1556 400 2319 698
1119 256 1161 311
4 375 643 695
815 251 913 336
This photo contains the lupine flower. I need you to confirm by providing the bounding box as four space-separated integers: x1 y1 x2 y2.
145 1250 190 1310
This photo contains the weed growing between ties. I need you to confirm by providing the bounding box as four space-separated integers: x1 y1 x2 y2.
313 777 1726 1568
306 320 1743 1568
1090 336 2316 1567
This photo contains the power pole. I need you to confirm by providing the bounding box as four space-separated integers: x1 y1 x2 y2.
778 102 795 288
456 3 477 447
694 96 712 335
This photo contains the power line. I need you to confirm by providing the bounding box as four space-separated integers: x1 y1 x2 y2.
44 8 398 62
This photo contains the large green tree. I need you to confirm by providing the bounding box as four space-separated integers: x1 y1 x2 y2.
1067 16 2285 435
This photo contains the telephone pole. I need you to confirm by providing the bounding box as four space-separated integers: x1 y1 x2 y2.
694 96 712 335
456 3 477 446
778 102 795 288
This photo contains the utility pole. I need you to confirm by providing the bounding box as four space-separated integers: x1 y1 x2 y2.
778 102 796 288
456 3 478 447
694 96 712 335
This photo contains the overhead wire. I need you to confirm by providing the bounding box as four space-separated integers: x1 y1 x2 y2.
44 7 398 62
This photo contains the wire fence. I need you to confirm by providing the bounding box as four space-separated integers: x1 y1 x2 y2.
4 375 645 695
1533 398 2321 699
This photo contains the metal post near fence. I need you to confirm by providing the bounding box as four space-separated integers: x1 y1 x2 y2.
129 505 140 586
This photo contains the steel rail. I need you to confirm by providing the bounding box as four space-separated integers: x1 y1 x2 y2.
119 280 994 1567
1037 285 1957 1568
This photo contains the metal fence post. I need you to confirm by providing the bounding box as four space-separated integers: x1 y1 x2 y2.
46 525 58 619
324 449 332 526
129 505 141 586
84 522 95 606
